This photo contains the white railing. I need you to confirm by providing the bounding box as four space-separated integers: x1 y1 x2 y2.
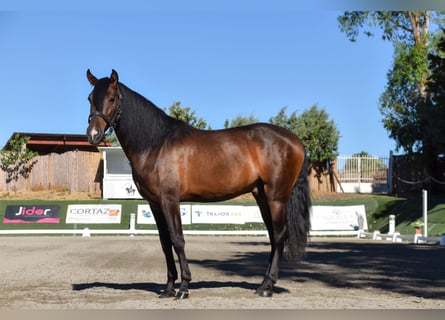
336 155 390 193
336 155 389 184
0 227 360 237
1 226 442 245
358 230 443 244
0 228 267 236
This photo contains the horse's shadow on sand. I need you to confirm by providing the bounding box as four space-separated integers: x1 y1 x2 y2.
72 240 445 299
71 280 289 295
72 245 290 295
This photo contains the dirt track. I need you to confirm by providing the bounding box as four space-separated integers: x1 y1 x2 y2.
0 236 444 309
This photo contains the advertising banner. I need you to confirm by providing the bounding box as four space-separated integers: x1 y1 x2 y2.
102 178 143 199
191 205 245 224
243 206 263 223
66 204 122 224
3 205 61 223
137 204 191 225
310 205 368 231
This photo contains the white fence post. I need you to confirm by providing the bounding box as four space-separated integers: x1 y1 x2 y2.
82 227 91 237
388 151 393 194
392 231 401 242
389 214 395 234
422 189 428 238
372 230 381 240
129 213 136 237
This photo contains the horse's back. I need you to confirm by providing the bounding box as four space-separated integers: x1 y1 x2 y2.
169 123 305 201
233 123 306 184
199 122 302 146
208 123 305 164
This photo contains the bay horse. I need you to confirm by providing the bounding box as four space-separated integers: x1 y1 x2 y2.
85 69 311 299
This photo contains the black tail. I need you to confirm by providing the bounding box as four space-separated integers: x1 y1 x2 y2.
285 156 311 262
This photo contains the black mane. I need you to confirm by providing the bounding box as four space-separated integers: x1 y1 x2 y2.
116 82 193 154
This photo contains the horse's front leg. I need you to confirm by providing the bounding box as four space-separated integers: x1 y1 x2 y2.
158 227 178 298
162 199 192 299
151 204 178 298
172 233 191 300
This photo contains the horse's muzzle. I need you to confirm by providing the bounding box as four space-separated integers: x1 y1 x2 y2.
87 126 103 145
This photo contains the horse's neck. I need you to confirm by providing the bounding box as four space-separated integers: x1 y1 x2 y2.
115 83 175 156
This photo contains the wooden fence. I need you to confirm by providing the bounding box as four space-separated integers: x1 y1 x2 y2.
3 149 333 196
1 150 393 196
0 151 102 193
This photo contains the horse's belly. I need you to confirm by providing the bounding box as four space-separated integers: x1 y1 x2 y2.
182 166 257 201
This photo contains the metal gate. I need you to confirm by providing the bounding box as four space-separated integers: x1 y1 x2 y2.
335 155 390 193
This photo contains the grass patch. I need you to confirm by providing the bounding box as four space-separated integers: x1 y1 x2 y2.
314 193 445 236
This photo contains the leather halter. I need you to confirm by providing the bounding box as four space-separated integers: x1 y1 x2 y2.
88 88 122 134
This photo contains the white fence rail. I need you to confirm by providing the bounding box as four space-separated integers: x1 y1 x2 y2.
0 228 361 237
1 224 442 246
0 228 267 236
2 227 441 246
358 230 443 244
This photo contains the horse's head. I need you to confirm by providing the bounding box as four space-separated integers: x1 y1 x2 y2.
86 69 122 145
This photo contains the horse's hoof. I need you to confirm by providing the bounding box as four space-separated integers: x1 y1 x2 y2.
159 289 176 298
175 291 190 300
257 289 273 298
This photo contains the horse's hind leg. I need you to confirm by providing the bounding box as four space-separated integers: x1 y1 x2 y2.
252 186 287 297
262 200 287 296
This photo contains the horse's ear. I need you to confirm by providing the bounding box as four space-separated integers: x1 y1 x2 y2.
110 69 119 88
86 69 97 85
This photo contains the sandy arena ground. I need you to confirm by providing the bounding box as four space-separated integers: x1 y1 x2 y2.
0 235 444 309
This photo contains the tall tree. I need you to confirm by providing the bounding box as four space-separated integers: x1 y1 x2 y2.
0 134 38 191
379 42 429 154
338 12 431 48
224 114 259 128
269 106 298 132
104 132 120 146
295 105 340 176
165 101 209 129
426 29 445 157
338 11 445 169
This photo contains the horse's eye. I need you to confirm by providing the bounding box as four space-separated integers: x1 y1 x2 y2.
109 96 115 103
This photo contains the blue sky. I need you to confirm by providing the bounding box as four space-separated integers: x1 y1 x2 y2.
0 2 426 156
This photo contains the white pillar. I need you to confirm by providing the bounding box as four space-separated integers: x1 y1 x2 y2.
389 214 395 234
129 213 136 237
422 189 428 238
82 227 91 237
440 234 445 246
